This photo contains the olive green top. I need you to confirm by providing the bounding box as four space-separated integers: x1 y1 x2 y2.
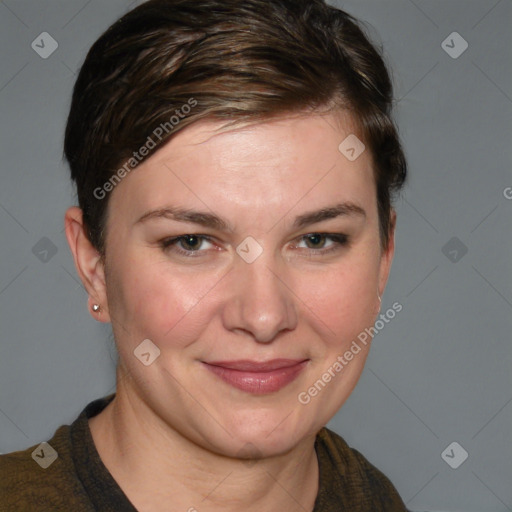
0 394 408 511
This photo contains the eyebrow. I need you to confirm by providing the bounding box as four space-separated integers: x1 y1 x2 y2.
135 202 366 231
136 207 233 232
292 202 366 229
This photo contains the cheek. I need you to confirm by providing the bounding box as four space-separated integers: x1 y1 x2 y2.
106 255 223 346
295 256 380 342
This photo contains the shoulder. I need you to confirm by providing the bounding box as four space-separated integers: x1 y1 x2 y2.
315 427 408 511
0 424 90 511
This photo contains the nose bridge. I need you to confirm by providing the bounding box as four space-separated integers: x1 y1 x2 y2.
224 249 297 342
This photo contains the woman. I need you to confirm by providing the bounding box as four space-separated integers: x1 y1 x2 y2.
0 0 408 510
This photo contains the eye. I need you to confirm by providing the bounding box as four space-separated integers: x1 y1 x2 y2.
160 234 215 256
294 233 348 255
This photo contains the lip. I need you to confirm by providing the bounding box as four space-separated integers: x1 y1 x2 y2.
202 359 309 394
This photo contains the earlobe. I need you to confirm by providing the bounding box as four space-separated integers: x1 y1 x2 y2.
374 291 382 317
64 206 110 323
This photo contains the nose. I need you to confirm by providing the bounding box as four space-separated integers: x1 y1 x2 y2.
221 252 298 343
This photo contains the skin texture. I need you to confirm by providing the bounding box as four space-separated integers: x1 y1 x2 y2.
65 112 395 512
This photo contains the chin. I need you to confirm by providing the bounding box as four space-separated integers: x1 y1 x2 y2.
208 405 318 457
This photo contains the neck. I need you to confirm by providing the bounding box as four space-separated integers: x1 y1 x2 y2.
89 382 319 512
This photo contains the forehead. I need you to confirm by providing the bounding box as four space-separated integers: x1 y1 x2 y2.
152 111 365 164
109 112 376 225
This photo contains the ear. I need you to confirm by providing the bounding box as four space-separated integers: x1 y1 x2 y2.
64 206 110 323
377 209 396 300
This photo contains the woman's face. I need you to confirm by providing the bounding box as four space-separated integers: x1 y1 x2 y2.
99 112 394 458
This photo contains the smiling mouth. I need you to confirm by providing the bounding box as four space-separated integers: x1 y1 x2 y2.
202 359 309 394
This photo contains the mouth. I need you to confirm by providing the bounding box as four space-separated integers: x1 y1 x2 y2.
202 359 309 394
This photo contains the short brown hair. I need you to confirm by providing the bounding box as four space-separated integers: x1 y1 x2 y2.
64 0 406 254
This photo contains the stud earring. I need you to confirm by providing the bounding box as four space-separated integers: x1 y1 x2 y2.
92 304 101 312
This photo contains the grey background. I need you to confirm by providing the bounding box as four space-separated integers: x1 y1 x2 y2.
0 1 511 511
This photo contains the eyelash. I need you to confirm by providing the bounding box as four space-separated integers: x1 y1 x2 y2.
160 233 349 258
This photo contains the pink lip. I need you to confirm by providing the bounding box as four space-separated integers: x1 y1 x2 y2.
202 359 309 394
